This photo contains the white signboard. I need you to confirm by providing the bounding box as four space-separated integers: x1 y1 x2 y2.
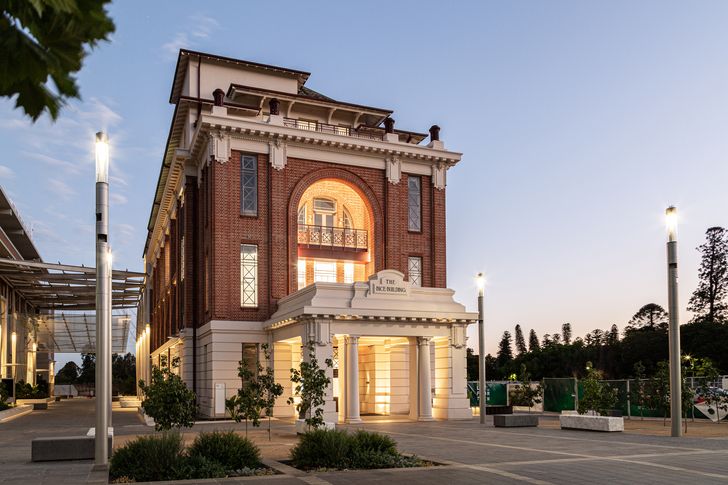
368 270 410 297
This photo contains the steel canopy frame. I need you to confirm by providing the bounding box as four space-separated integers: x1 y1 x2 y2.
0 257 143 311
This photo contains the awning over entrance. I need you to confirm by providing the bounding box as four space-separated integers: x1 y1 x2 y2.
0 257 144 311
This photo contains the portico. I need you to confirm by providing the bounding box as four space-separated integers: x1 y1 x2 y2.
266 270 476 423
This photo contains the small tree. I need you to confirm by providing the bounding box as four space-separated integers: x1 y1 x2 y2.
139 366 197 431
288 341 332 431
226 344 283 439
258 344 284 440
578 362 618 416
508 364 543 413
631 361 647 420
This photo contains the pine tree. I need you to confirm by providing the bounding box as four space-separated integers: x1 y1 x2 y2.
688 227 728 323
608 324 620 345
514 324 527 355
626 303 668 332
562 323 572 345
496 331 513 367
528 329 540 352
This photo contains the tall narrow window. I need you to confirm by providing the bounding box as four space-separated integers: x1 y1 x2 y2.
241 343 260 376
297 259 307 290
408 176 421 232
240 244 258 307
344 262 354 284
408 256 422 287
241 155 257 216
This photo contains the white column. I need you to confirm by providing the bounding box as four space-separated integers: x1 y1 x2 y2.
345 335 362 423
417 336 433 421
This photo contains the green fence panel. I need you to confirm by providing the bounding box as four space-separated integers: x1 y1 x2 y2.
543 378 577 412
466 382 508 406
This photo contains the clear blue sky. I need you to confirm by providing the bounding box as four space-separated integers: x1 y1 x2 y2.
1 1 728 363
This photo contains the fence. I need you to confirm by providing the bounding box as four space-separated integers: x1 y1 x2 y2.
469 376 728 421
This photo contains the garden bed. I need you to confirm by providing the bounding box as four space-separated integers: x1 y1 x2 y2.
285 428 438 472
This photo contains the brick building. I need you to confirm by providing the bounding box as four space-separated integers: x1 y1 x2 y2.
138 49 476 422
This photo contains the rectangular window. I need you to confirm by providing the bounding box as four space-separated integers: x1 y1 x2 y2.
297 259 307 290
241 155 258 216
314 260 337 282
240 244 258 307
408 176 421 232
180 236 185 281
344 262 354 284
408 256 422 287
241 343 260 376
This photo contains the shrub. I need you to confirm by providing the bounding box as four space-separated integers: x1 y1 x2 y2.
578 362 618 416
290 428 352 470
188 431 261 471
290 428 417 470
109 432 186 482
179 454 227 479
139 366 197 431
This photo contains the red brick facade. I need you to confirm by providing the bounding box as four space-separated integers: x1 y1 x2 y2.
148 151 447 350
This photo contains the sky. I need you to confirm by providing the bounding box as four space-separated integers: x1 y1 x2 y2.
2 1 728 365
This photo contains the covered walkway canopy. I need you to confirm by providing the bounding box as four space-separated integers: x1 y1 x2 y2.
0 257 144 353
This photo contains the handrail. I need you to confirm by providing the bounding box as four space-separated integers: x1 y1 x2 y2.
283 118 383 141
297 224 368 250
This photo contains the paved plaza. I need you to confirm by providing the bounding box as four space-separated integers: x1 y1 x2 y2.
1 399 727 484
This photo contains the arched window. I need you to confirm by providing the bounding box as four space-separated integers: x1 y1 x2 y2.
342 207 353 229
298 205 307 225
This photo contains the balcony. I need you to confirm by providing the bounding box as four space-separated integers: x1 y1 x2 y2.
297 224 368 251
283 118 383 141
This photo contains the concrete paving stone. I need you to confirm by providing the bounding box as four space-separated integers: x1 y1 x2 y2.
320 466 525 485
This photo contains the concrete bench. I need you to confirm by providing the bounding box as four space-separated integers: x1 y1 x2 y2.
31 435 112 462
32 402 48 410
559 414 624 432
493 414 539 427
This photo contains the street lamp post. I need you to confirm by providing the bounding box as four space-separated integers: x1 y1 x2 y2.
95 132 111 464
476 273 486 424
666 206 682 437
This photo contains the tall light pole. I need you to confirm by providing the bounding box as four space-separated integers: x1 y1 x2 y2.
666 206 682 437
95 132 111 465
476 273 486 424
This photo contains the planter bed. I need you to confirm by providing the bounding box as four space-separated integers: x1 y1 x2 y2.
494 414 539 427
279 456 439 473
559 413 624 432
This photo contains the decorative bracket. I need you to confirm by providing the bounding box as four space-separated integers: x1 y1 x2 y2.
269 139 287 171
386 156 401 185
432 161 446 190
207 131 231 164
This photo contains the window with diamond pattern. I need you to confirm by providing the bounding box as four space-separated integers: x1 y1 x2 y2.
240 244 258 307
408 256 422 287
408 175 421 231
241 155 257 216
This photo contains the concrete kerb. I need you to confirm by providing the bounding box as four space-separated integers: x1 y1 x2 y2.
0 404 33 423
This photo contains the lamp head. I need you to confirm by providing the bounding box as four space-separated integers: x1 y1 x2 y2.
665 206 678 241
95 131 109 183
476 272 485 294
10 331 16 344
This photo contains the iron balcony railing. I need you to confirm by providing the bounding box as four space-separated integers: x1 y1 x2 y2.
297 224 368 250
283 118 383 141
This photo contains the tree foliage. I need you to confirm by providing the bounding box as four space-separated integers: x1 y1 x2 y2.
55 361 81 384
496 331 513 368
226 344 283 439
688 227 728 324
508 364 543 412
514 325 527 355
0 0 115 120
528 329 540 352
288 342 333 430
562 323 572 345
139 366 197 431
626 303 668 332
578 362 618 416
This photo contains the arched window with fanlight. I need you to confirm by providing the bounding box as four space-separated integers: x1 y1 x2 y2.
298 205 307 225
342 207 353 229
